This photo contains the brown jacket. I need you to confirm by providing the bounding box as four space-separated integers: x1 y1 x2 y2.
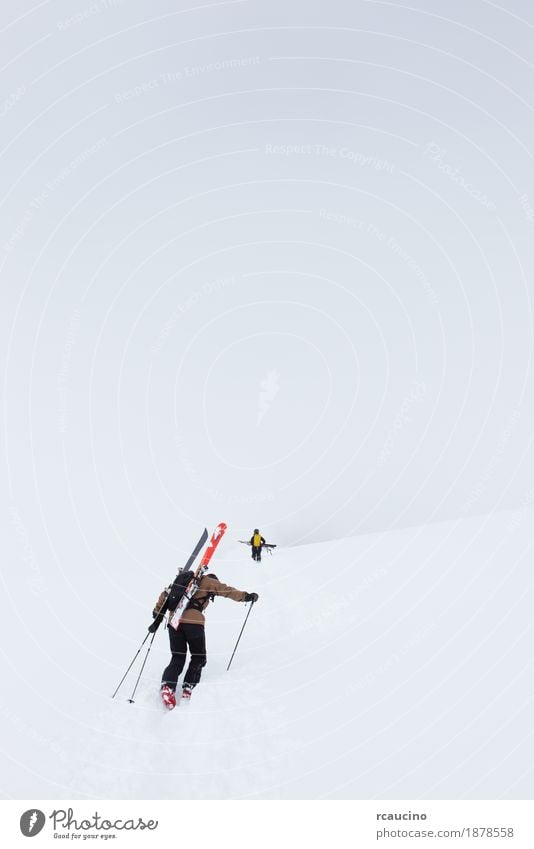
178 575 247 625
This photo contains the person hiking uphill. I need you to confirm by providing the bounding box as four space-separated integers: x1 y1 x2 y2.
158 573 258 708
250 529 266 562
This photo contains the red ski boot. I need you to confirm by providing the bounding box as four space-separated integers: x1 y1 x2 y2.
161 685 176 710
181 685 193 703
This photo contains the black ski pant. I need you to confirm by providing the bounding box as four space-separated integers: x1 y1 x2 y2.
161 622 207 691
251 545 262 561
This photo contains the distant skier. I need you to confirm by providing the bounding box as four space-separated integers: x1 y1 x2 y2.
158 573 258 708
250 529 266 562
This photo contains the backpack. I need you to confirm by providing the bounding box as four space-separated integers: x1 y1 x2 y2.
151 569 194 620
167 569 195 611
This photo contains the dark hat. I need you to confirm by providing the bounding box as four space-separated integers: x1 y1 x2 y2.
205 573 218 581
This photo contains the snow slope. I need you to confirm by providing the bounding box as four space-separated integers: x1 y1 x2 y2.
1 509 532 800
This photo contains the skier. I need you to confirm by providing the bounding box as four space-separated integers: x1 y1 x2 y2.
250 529 266 562
159 573 258 708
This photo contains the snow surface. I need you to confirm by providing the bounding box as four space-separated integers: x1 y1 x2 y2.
1 510 532 800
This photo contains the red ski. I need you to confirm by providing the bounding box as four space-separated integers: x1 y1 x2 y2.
168 522 227 630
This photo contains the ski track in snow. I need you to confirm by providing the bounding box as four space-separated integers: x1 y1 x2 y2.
64 674 290 799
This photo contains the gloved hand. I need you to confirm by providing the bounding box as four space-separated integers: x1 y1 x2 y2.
148 612 164 633
244 592 259 603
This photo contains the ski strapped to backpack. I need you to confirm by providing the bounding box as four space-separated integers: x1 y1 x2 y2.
239 540 276 549
148 527 208 634
168 522 228 630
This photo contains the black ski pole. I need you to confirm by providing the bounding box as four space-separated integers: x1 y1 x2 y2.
111 631 152 699
127 629 158 703
227 601 255 672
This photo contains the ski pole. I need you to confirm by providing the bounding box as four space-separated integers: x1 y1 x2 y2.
227 600 255 672
127 629 158 703
111 631 152 699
